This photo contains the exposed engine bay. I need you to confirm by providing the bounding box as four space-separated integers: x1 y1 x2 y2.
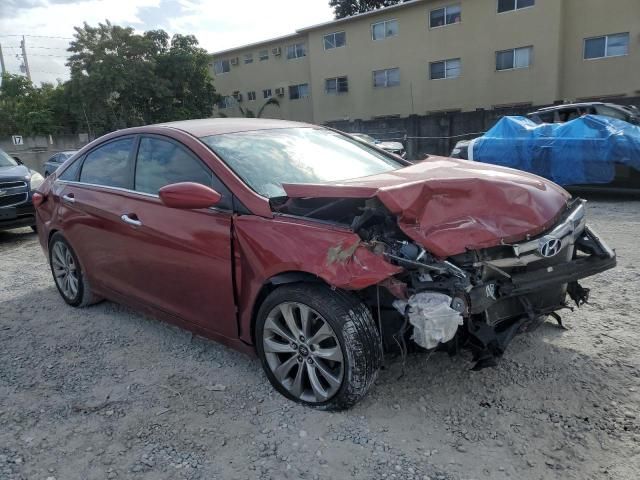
272 195 616 369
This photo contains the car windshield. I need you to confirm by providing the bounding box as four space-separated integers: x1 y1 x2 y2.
201 127 403 198
0 149 18 167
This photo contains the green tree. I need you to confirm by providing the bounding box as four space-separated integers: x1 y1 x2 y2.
0 73 63 136
66 21 218 134
329 0 408 19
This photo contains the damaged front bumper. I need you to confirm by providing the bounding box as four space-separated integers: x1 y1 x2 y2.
385 200 616 368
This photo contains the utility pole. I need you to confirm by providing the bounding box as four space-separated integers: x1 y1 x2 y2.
0 42 6 76
20 36 31 82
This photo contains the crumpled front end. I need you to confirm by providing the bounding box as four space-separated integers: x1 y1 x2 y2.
360 198 616 368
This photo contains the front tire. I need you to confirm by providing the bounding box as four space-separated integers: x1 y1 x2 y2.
256 284 382 410
49 233 101 307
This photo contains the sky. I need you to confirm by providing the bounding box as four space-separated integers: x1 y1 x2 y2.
0 0 335 85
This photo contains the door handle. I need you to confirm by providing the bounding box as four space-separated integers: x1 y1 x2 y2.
62 193 75 204
121 214 142 227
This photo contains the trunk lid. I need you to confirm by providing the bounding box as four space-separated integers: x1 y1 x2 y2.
282 157 571 258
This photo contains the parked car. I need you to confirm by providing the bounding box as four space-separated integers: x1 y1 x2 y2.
527 102 640 125
34 119 616 409
350 133 406 158
0 148 44 232
44 151 77 177
450 115 640 191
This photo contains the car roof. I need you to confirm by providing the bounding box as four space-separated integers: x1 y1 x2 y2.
530 102 630 114
156 118 315 138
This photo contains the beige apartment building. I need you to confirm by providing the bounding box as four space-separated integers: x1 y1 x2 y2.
210 0 640 125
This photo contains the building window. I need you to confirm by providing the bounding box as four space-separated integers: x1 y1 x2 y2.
244 53 253 64
324 31 346 50
259 49 269 61
213 59 230 75
373 68 400 88
217 96 234 109
372 19 398 40
497 0 534 13
263 89 272 99
325 76 349 94
430 58 461 79
496 46 533 70
286 43 307 60
247 91 256 101
289 83 310 100
584 33 629 60
430 4 461 28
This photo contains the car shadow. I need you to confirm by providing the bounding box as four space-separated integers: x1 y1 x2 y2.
0 227 37 246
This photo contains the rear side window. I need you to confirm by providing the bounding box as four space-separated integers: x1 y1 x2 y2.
134 137 213 195
80 138 134 188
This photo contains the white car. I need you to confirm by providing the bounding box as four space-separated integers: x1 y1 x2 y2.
350 133 406 158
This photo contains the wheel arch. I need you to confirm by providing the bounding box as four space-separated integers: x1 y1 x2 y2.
249 271 327 346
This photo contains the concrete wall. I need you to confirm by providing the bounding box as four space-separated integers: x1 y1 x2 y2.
209 0 640 125
327 95 640 159
0 134 92 173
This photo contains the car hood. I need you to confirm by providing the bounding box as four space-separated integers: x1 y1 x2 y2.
0 164 30 179
282 156 571 258
377 141 404 151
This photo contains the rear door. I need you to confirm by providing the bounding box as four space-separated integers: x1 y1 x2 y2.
54 136 138 295
115 135 237 338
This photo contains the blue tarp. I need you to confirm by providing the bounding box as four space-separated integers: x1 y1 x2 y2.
472 115 640 185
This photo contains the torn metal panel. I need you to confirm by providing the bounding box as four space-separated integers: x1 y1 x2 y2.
282 157 571 258
232 215 402 343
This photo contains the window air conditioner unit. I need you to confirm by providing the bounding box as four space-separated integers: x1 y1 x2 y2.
230 57 239 66
275 87 285 97
272 47 282 56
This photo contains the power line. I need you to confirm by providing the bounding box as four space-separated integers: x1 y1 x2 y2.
0 34 73 40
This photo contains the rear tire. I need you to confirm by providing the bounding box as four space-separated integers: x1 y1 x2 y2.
256 284 381 410
49 233 101 307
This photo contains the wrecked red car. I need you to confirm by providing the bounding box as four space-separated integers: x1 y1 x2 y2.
34 119 616 409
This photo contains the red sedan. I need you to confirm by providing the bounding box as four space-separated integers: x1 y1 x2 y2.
34 119 616 409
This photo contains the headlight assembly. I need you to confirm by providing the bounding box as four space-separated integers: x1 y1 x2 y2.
30 172 45 191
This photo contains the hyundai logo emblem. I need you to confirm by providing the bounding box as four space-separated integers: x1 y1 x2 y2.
539 238 562 258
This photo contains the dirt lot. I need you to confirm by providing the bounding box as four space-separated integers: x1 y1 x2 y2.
1 197 639 480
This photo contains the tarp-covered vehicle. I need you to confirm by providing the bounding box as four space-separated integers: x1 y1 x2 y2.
452 115 640 191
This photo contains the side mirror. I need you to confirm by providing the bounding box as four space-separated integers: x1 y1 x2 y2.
13 156 23 164
158 182 222 209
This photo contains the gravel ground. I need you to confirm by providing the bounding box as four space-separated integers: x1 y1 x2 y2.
1 197 639 480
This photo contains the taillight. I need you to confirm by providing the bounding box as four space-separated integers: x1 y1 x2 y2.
32 192 46 208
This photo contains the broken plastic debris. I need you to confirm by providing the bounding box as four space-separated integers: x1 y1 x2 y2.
393 292 463 349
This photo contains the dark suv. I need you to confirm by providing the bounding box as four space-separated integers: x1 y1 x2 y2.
0 148 44 231
527 102 640 125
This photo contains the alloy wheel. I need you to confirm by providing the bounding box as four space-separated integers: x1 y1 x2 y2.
262 302 344 403
51 241 79 300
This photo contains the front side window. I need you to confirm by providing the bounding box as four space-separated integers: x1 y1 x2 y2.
373 68 400 88
286 43 306 60
201 128 403 199
323 31 346 50
430 58 461 79
134 137 213 196
430 4 461 28
259 49 269 61
79 138 134 188
213 59 230 75
496 46 532 70
244 53 253 64
263 89 272 99
289 84 310 100
584 33 629 59
325 76 349 94
596 105 629 121
498 0 534 13
372 19 398 40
